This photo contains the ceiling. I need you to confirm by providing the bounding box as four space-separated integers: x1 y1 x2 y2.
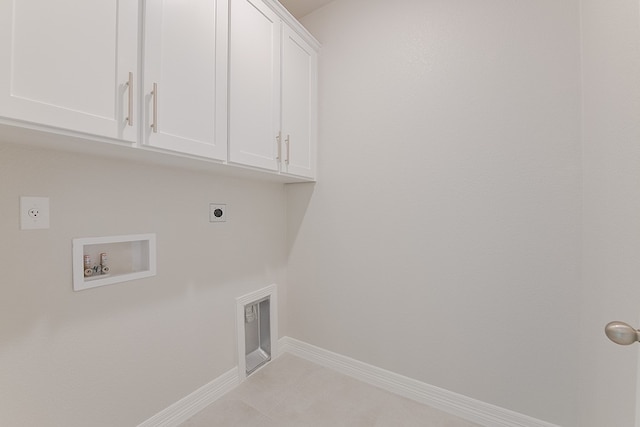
278 0 334 19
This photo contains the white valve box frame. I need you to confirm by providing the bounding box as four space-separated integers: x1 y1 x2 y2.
72 233 156 291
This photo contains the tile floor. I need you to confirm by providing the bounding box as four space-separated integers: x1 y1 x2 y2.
181 353 481 426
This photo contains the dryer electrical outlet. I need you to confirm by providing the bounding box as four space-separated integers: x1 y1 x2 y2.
209 203 227 222
20 196 50 230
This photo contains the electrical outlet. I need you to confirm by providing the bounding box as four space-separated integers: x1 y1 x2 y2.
209 203 227 222
20 196 50 230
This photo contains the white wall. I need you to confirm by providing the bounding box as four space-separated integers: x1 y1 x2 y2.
579 0 640 425
288 0 582 425
0 144 287 426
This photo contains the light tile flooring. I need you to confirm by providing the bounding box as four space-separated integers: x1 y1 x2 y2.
181 353 481 426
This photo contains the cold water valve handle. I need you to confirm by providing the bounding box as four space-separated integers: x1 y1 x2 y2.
605 321 640 345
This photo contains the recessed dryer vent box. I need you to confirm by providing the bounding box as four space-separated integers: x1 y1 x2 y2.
236 285 278 379
72 233 156 291
244 297 271 375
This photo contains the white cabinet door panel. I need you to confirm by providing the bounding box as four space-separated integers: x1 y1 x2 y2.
281 26 317 179
229 0 281 171
0 0 137 141
143 0 227 160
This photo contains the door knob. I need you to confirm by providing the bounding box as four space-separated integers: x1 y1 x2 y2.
605 321 640 345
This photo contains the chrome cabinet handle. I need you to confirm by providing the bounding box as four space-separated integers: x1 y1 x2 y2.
151 83 158 133
285 134 290 165
605 321 640 345
126 72 133 126
276 131 282 161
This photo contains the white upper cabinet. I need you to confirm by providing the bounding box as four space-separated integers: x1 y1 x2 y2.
143 0 228 161
228 0 318 179
0 0 138 142
0 0 317 181
281 25 317 179
228 0 281 171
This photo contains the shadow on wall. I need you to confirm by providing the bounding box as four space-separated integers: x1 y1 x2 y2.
285 182 316 256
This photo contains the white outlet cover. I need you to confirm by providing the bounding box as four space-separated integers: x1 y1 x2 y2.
20 196 50 230
209 203 227 222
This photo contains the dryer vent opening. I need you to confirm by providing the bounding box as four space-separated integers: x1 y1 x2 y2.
244 297 271 375
236 284 278 380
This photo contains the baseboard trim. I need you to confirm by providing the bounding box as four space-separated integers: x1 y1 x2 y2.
136 367 239 427
139 337 561 427
279 336 560 427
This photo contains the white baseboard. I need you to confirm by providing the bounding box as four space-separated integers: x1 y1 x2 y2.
279 336 560 427
139 337 561 427
137 368 239 427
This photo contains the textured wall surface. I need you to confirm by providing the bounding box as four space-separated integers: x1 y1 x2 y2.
288 0 582 425
0 144 287 426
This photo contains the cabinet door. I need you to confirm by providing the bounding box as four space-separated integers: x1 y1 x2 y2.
0 0 138 141
229 0 281 171
281 25 317 179
143 0 228 160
